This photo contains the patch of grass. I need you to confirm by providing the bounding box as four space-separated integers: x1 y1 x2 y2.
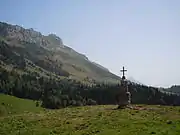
0 94 180 135
0 94 43 116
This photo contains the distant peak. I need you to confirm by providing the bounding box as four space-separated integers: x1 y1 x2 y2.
46 33 63 46
48 33 61 40
48 33 56 36
28 28 35 31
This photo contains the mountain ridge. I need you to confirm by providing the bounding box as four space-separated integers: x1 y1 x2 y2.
0 21 120 84
160 85 180 94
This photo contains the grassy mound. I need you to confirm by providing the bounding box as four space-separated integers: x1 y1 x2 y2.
0 94 180 135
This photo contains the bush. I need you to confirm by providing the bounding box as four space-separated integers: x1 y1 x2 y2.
62 99 68 108
76 100 83 106
82 99 87 106
41 96 61 109
36 101 39 107
70 100 77 106
87 99 97 105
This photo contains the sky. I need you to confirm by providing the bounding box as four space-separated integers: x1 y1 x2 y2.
0 0 180 88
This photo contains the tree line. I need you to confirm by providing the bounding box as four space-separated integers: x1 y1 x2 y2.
0 67 180 109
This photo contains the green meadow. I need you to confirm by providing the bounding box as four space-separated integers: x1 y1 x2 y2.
0 94 180 135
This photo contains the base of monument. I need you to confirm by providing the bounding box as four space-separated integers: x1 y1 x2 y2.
117 104 130 109
116 105 158 111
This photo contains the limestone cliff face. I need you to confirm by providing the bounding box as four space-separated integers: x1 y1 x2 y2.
0 22 46 45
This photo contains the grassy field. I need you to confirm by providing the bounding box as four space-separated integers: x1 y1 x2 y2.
0 94 180 135
0 94 43 117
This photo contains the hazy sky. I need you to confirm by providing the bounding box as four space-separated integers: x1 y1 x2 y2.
0 0 180 87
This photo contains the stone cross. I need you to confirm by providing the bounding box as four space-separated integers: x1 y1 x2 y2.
116 66 131 109
120 66 127 80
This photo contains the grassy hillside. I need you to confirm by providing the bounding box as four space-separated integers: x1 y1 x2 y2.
0 94 180 135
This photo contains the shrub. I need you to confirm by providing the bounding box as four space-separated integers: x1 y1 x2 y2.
36 101 39 107
87 99 97 105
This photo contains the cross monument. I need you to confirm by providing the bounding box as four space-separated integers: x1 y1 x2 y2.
116 66 131 109
120 66 127 80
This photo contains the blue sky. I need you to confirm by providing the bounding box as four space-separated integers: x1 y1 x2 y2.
0 0 180 87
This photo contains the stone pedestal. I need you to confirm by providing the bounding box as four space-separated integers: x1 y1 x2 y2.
117 79 131 109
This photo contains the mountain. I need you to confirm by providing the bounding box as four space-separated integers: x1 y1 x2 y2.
91 62 109 72
127 76 144 85
0 22 120 84
162 85 180 94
